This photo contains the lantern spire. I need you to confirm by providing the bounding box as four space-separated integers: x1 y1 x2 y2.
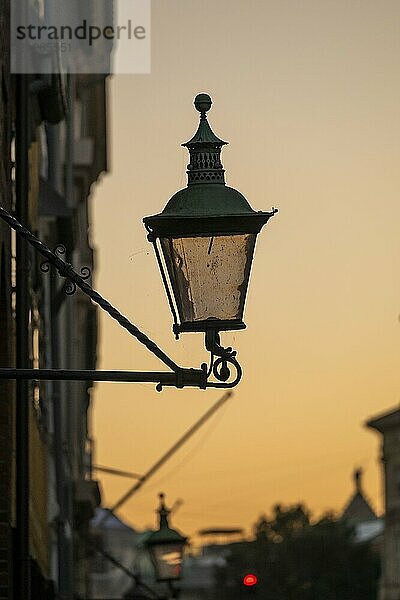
182 93 227 186
158 492 171 529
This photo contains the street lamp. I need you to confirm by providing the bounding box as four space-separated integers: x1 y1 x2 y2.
145 494 187 594
0 93 277 390
145 93 277 383
145 94 276 340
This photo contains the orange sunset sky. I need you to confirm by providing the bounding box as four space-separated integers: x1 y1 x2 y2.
91 0 400 540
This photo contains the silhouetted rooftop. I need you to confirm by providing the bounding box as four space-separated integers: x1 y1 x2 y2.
366 406 400 433
91 507 137 532
341 468 377 525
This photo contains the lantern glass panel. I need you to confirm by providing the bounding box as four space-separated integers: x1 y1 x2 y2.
160 233 256 324
151 543 184 581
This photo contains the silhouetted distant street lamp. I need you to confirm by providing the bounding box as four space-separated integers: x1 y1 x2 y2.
145 494 187 598
0 93 277 390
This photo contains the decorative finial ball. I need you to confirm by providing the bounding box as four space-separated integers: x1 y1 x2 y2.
194 93 212 114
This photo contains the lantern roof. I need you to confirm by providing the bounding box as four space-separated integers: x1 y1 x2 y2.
145 493 187 547
146 525 187 546
144 93 277 237
145 184 276 236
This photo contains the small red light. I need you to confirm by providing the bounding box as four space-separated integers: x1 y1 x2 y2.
243 574 258 586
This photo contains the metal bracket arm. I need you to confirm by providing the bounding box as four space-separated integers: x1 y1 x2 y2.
0 368 207 391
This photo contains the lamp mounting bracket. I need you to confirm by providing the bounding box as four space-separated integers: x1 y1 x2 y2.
0 206 242 390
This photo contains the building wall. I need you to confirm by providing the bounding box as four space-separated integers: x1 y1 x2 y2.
0 4 110 598
0 2 14 599
37 73 107 598
90 509 139 600
367 410 400 600
381 425 400 600
29 403 49 579
28 126 51 588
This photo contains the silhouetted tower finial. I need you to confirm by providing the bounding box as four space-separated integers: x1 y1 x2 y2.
354 467 363 493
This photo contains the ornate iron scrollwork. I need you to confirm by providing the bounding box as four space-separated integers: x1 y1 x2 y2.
40 244 91 296
205 330 242 388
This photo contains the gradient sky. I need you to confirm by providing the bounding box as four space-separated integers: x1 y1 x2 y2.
91 0 400 541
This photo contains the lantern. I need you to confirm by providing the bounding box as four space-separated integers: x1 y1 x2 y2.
145 494 187 582
144 93 277 338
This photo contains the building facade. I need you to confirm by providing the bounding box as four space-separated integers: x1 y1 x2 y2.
90 508 139 599
0 3 14 600
367 407 400 600
0 4 110 599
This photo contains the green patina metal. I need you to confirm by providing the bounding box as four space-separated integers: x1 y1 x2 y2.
145 524 187 546
183 93 227 148
145 184 273 236
146 494 187 548
144 93 277 238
